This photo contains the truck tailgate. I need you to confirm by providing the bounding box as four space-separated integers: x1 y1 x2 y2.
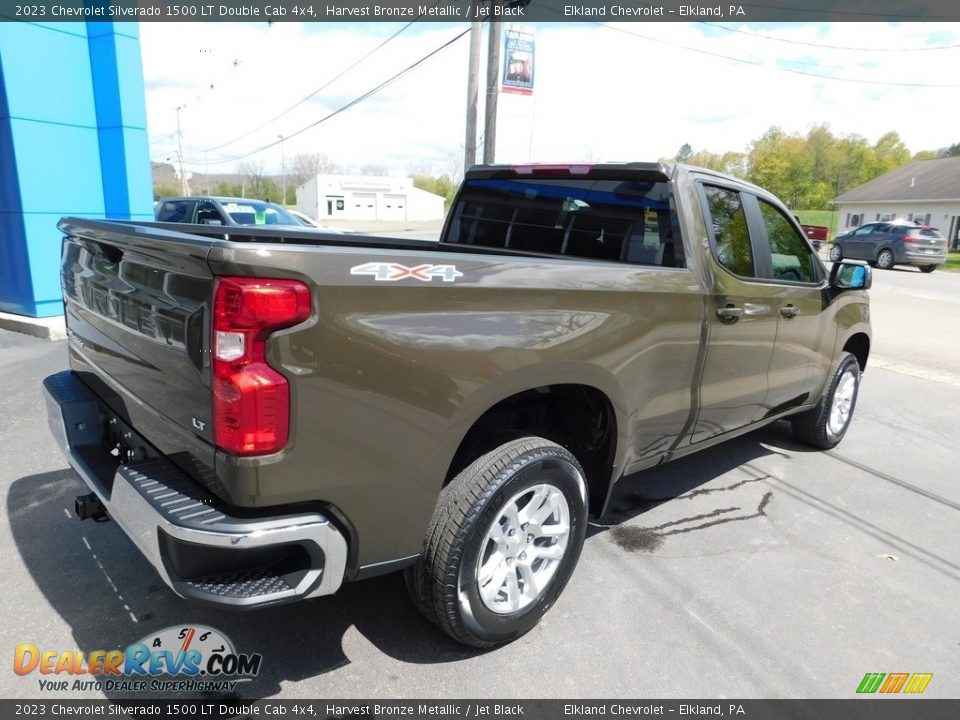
58 219 218 488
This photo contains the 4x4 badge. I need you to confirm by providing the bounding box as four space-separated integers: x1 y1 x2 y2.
350 262 463 283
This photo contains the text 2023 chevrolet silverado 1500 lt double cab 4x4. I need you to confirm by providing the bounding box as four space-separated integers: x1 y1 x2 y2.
45 163 871 647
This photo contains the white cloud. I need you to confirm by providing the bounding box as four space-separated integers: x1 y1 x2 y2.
140 21 960 178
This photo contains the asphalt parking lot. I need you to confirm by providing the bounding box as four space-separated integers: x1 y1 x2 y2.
1 265 958 700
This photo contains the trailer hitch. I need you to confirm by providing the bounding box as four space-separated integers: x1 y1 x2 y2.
75 493 109 523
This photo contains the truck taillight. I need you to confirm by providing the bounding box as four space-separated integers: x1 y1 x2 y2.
212 277 310 455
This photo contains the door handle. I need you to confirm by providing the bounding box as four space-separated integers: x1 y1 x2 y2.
716 304 744 322
780 304 799 319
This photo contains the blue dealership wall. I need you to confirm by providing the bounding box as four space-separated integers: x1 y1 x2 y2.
0 22 152 317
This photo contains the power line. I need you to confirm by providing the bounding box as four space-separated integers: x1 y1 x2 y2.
599 22 960 89
203 6 440 153
147 23 273 149
698 21 960 52
192 26 471 167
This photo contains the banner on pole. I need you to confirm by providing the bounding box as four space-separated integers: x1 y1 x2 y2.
502 27 535 96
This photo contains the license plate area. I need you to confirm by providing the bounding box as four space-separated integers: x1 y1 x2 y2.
99 404 155 466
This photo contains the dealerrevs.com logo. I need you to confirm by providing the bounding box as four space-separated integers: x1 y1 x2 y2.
14 625 262 693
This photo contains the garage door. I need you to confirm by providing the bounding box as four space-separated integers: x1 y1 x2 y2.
351 193 377 220
379 194 407 221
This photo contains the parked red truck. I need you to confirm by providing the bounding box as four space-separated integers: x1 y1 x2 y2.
794 216 830 251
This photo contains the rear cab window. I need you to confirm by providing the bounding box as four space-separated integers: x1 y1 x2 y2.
445 171 684 268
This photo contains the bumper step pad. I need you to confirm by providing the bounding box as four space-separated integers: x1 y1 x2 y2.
185 568 293 599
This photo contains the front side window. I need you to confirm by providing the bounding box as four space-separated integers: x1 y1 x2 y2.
195 201 225 225
703 186 754 277
853 224 875 236
758 200 817 283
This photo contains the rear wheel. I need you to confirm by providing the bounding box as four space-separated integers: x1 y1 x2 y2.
829 244 843 262
405 437 588 647
920 264 937 273
876 249 895 270
791 352 861 449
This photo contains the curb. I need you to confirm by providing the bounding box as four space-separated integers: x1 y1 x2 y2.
0 312 67 341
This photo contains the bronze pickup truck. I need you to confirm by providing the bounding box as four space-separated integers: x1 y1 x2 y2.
44 163 872 647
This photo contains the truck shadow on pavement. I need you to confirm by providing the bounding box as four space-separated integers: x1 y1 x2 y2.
8 420 824 699
7 470 481 701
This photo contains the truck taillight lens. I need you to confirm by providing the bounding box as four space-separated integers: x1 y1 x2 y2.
212 277 310 455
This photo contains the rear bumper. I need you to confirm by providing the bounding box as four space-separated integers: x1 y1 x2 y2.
899 250 946 265
43 370 348 608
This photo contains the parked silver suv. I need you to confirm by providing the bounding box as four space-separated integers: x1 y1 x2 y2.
829 221 947 273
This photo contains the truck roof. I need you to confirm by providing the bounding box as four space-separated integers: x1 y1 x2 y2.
465 162 771 196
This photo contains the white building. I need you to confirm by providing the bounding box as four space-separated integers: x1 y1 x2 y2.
296 174 445 223
834 156 960 249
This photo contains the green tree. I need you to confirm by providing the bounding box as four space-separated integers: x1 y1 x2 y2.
871 131 911 175
675 143 693 163
153 180 179 200
412 173 457 209
213 180 242 197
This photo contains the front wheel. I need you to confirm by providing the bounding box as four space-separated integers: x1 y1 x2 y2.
405 437 588 647
920 264 937 273
829 244 843 262
791 352 861 449
876 249 895 270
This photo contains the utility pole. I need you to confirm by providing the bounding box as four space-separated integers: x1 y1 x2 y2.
277 135 287 206
483 15 501 165
175 105 190 195
464 19 481 175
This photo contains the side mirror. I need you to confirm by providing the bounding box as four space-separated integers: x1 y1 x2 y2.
830 260 872 291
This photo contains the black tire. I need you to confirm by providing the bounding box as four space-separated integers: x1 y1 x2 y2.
920 264 937 273
828 244 843 262
791 352 861 449
876 249 895 270
405 437 588 647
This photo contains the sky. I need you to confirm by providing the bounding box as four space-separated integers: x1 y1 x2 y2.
141 21 960 180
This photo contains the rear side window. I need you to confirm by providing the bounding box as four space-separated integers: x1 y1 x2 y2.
702 186 754 277
447 176 683 267
157 200 193 223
